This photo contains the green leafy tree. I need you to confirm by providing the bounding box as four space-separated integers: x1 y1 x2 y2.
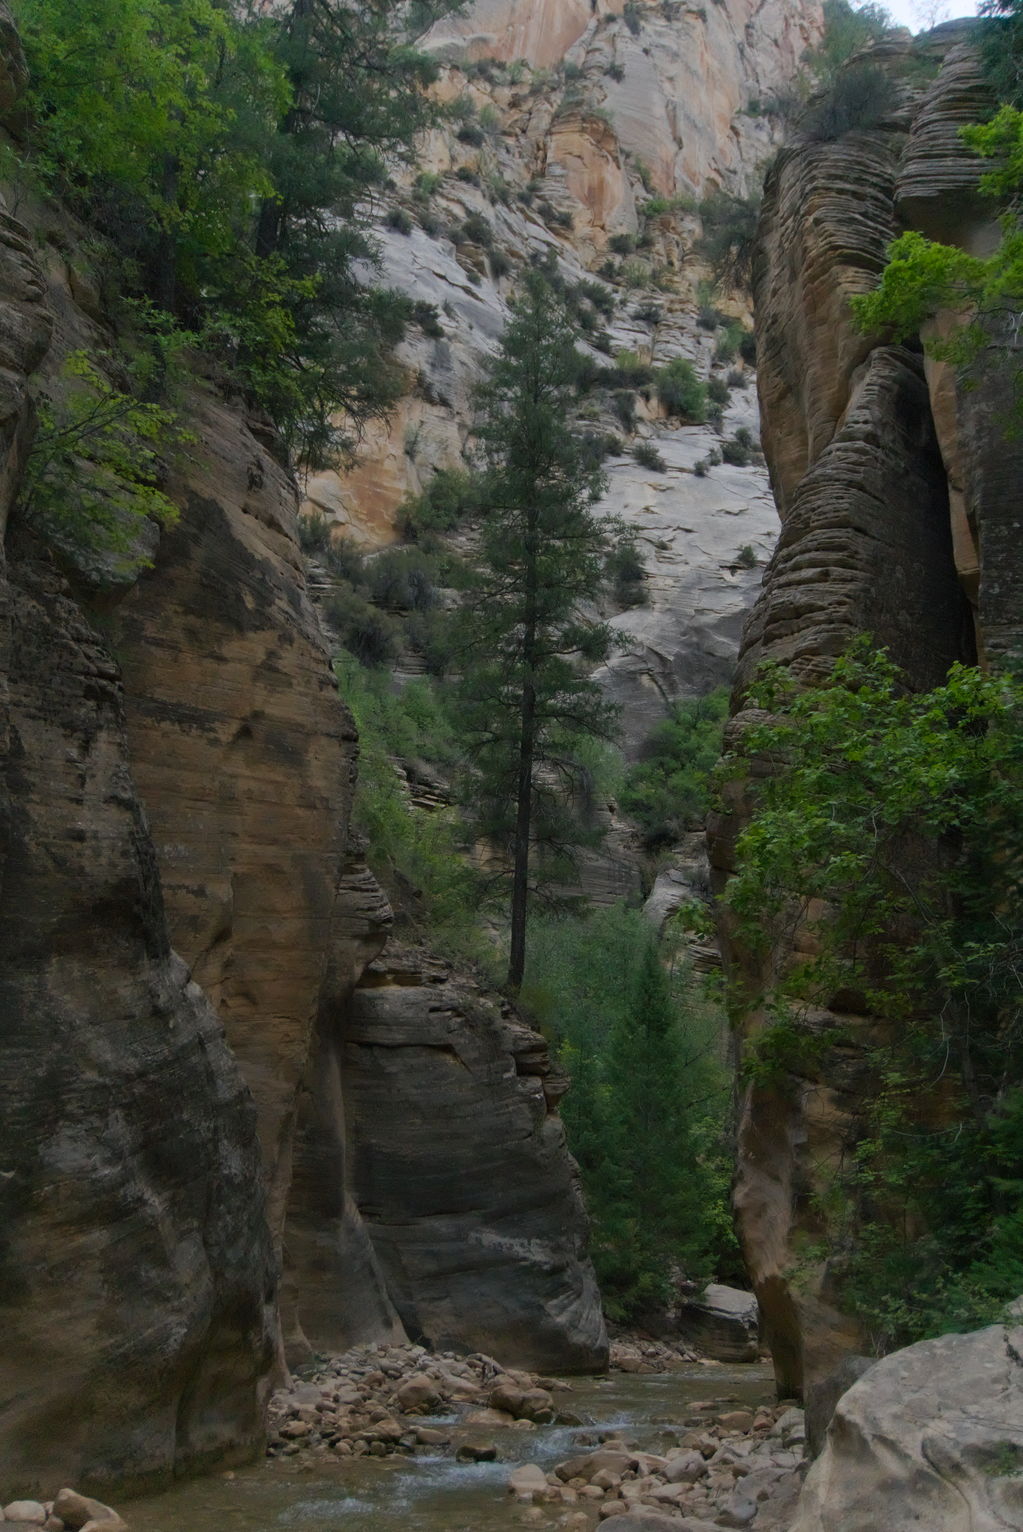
240 0 448 464
722 641 1023 1348
850 16 1023 367
455 274 619 990
11 0 456 462
523 905 736 1321
621 688 729 849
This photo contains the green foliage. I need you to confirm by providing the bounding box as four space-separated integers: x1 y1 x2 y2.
721 426 757 465
707 375 731 406
522 905 737 1320
696 191 761 291
323 583 402 666
334 654 481 943
606 537 647 606
400 466 483 535
721 641 1023 1349
20 349 180 571
454 273 620 986
621 688 729 848
807 0 894 80
655 357 708 421
460 211 494 247
12 0 448 466
632 440 667 471
802 61 889 141
385 205 414 234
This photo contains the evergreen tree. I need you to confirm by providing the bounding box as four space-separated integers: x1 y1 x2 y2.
523 908 737 1322
455 274 619 990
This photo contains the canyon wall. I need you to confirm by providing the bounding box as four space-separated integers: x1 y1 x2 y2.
711 24 1023 1400
0 82 277 1491
0 0 831 1493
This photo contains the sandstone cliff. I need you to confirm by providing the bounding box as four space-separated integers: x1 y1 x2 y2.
711 23 1023 1399
0 63 277 1492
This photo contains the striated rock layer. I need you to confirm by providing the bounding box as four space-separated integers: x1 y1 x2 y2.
0 169 276 1491
343 949 608 1372
713 26 1023 1400
0 35 607 1504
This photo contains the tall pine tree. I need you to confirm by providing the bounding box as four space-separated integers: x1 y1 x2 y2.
456 274 619 990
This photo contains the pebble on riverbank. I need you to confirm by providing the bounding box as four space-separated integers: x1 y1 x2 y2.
504 1403 805 1528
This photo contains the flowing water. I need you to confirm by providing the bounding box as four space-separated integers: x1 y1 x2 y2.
127 1364 775 1532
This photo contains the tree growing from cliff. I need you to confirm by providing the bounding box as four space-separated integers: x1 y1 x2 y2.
454 274 620 991
11 0 456 463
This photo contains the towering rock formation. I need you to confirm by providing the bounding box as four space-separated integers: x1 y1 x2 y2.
0 26 276 1492
711 24 1023 1399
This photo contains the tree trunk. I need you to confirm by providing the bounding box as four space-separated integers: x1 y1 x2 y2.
507 512 539 991
507 676 536 991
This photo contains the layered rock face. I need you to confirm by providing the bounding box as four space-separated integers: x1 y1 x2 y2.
342 950 607 1371
0 145 276 1494
713 27 1023 1399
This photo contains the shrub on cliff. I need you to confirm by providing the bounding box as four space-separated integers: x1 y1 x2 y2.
801 61 889 141
654 358 707 422
621 688 729 849
11 0 448 466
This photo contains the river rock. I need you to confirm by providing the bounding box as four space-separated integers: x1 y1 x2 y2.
391 1373 442 1413
789 1319 1023 1531
2 1509 45 1526
599 1516 719 1531
556 1449 638 1482
456 1441 498 1463
716 1493 758 1527
51 1495 123 1532
465 1406 516 1426
665 1449 709 1483
489 1381 555 1421
677 1285 760 1363
508 1464 549 1497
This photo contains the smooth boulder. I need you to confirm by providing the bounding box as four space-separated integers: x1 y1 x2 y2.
790 1319 1023 1531
676 1284 760 1363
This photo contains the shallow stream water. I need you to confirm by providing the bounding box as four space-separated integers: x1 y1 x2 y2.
127 1364 775 1532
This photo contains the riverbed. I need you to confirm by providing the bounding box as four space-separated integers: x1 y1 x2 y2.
127 1364 776 1532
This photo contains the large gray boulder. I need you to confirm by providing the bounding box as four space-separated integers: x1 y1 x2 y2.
790 1319 1023 1531
677 1283 760 1362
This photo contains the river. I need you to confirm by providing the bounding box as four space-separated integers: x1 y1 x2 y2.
127 1364 775 1532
